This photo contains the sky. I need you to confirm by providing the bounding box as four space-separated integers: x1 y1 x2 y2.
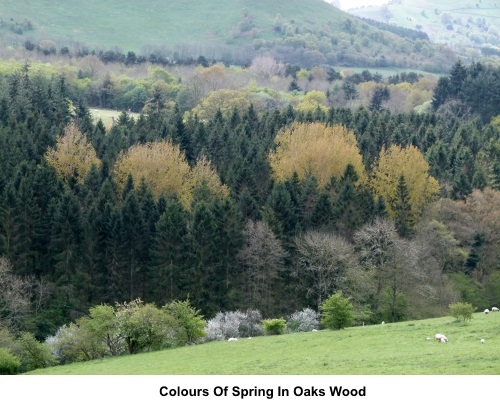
324 0 390 10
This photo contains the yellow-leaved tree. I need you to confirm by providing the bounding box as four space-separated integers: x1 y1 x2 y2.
295 90 328 115
269 122 366 187
371 144 440 220
190 89 252 121
45 122 101 184
113 140 228 208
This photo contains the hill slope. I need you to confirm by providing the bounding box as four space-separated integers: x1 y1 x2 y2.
348 0 500 57
0 0 453 70
26 313 500 375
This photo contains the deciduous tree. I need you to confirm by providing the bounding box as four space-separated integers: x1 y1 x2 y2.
45 122 101 184
269 122 366 187
371 145 440 224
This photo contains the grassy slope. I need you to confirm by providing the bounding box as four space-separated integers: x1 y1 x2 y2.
349 0 500 49
27 313 500 375
0 0 346 51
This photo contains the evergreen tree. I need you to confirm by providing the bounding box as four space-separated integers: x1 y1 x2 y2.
120 191 146 300
262 181 299 248
188 200 222 317
332 164 372 239
390 175 414 238
150 194 190 303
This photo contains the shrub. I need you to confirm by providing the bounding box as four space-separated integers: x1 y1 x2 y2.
449 302 477 322
16 332 56 371
115 299 176 354
320 291 354 329
204 310 262 341
287 308 319 333
162 300 207 345
0 348 21 375
205 311 242 341
45 323 90 364
262 318 287 335
238 309 263 338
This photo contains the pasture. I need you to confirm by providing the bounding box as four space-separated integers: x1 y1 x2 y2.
90 108 140 129
26 312 500 375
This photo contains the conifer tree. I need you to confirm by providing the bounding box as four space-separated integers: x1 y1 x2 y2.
391 175 414 238
150 194 190 303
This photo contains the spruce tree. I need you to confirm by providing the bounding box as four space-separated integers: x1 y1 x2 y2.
391 175 414 238
150 194 190 303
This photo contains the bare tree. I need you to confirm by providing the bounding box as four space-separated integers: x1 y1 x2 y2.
237 220 286 315
0 257 31 330
294 230 369 310
354 218 426 321
249 55 284 80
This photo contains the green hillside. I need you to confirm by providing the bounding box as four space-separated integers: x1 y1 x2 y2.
26 313 500 375
0 0 452 70
349 0 500 57
0 0 360 50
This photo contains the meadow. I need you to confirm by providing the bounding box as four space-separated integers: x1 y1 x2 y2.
90 108 140 129
25 312 500 375
0 0 343 51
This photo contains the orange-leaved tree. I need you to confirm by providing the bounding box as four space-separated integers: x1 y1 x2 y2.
113 140 228 208
44 122 101 184
268 122 366 187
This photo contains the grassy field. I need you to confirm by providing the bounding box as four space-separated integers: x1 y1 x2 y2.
0 0 346 51
26 312 500 375
90 108 140 129
350 0 500 49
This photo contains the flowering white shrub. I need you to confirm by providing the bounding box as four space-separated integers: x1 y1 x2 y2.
204 309 263 341
45 324 81 364
286 308 319 333
238 309 263 337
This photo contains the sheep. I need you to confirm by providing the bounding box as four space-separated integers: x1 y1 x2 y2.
484 309 490 314
227 337 238 342
481 339 485 344
435 333 448 342
491 307 499 312
311 329 318 332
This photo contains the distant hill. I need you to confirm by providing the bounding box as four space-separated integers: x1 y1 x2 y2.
348 0 500 58
0 0 455 71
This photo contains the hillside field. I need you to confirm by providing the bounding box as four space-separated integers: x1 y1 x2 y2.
0 0 346 51
349 0 500 51
26 312 500 375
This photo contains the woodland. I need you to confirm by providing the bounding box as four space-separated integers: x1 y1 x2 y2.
0 51 499 352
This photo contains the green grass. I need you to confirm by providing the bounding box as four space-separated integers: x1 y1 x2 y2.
90 108 140 129
350 0 500 50
26 312 500 375
0 0 346 51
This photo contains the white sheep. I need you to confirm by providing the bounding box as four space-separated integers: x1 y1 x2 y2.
227 337 238 342
481 339 485 344
435 333 448 342
484 309 490 314
311 329 318 332
491 307 499 312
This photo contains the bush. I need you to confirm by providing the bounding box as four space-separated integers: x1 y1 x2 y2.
320 291 354 329
162 300 206 345
287 308 319 333
238 309 263 338
262 318 286 335
449 302 477 322
16 332 56 372
204 310 263 341
0 348 21 375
